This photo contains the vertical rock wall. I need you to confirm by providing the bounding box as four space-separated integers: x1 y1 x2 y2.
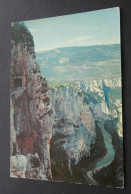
10 42 53 179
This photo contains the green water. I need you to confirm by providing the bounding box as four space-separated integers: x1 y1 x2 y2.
83 121 115 185
95 122 115 168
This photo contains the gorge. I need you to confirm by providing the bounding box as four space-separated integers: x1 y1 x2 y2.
10 22 123 188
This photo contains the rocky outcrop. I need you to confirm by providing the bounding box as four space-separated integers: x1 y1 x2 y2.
10 42 53 179
76 78 123 137
50 86 96 164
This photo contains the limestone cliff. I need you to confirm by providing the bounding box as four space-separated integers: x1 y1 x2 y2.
50 86 96 165
76 78 122 137
10 41 53 179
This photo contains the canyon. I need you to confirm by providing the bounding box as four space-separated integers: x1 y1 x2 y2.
10 36 123 187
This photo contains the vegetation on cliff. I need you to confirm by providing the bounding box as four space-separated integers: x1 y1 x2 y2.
11 22 35 54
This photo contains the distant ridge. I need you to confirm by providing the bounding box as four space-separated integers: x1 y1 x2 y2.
36 43 120 53
36 44 121 82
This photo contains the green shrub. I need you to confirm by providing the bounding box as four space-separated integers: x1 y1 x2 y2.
11 22 35 54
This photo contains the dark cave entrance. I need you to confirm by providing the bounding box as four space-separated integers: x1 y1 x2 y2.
14 78 22 88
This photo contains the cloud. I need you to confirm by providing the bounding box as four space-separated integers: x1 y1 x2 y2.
67 35 94 44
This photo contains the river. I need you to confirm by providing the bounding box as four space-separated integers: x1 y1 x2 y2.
83 121 115 185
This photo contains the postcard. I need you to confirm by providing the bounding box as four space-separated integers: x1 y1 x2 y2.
10 7 124 188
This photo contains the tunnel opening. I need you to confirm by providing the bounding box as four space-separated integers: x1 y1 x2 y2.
14 78 22 88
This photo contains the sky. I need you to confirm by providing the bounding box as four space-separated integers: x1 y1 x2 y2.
24 7 120 52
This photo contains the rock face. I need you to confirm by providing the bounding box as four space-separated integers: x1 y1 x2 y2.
10 41 53 179
50 86 96 164
77 78 122 137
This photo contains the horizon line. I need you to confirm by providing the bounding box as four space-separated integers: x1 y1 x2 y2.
35 42 120 52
